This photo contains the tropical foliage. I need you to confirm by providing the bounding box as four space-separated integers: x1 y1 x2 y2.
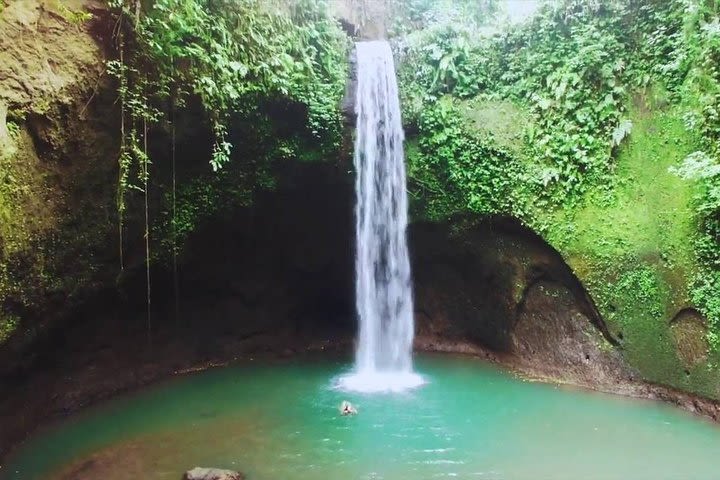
107 0 348 262
395 0 720 351
110 0 347 177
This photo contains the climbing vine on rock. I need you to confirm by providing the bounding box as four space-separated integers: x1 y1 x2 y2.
408 99 522 220
109 0 348 181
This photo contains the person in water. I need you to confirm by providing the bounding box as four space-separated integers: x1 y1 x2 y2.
341 400 357 415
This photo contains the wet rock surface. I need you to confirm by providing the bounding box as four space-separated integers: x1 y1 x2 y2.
183 467 245 480
411 217 616 358
670 308 709 368
329 0 389 39
511 280 629 387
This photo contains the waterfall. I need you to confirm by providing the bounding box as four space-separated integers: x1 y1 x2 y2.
353 41 413 372
337 41 424 393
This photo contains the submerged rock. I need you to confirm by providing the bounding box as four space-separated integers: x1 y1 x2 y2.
182 467 245 480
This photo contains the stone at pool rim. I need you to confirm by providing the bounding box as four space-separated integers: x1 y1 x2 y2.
183 467 245 480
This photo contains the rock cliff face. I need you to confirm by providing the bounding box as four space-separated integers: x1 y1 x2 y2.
329 0 389 39
410 218 629 388
0 0 120 355
0 0 109 109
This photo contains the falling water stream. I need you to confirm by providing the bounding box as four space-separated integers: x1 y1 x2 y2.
337 41 424 393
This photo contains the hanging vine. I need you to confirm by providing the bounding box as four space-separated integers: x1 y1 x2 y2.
105 0 349 335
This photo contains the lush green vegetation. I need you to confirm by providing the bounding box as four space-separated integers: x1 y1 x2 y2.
106 0 349 316
398 0 699 206
109 0 348 229
1 0 350 346
396 0 720 390
110 0 347 171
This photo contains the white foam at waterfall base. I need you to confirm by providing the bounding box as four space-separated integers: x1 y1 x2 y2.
335 370 426 394
341 41 425 393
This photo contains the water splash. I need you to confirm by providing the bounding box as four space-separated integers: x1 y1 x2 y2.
337 41 424 393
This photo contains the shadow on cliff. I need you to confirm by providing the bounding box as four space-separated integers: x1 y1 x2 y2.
410 216 630 386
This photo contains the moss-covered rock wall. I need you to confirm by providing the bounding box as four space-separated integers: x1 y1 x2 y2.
0 0 120 352
395 0 720 399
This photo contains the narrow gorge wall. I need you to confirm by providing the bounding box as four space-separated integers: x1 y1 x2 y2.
0 0 120 352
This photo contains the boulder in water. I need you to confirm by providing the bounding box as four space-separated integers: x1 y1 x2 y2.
182 467 245 480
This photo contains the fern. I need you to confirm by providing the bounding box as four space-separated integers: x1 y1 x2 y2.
611 119 633 147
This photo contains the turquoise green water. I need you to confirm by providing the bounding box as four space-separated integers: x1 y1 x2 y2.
3 354 719 480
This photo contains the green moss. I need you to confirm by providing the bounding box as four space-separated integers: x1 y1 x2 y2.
417 90 720 395
544 95 697 287
56 2 93 25
545 100 697 265
589 264 718 397
0 138 27 256
597 265 679 378
0 314 19 343
534 95 720 395
458 98 531 157
0 128 60 346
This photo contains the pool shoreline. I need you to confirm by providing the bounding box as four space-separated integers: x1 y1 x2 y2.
4 351 720 480
415 335 720 426
2 331 719 468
